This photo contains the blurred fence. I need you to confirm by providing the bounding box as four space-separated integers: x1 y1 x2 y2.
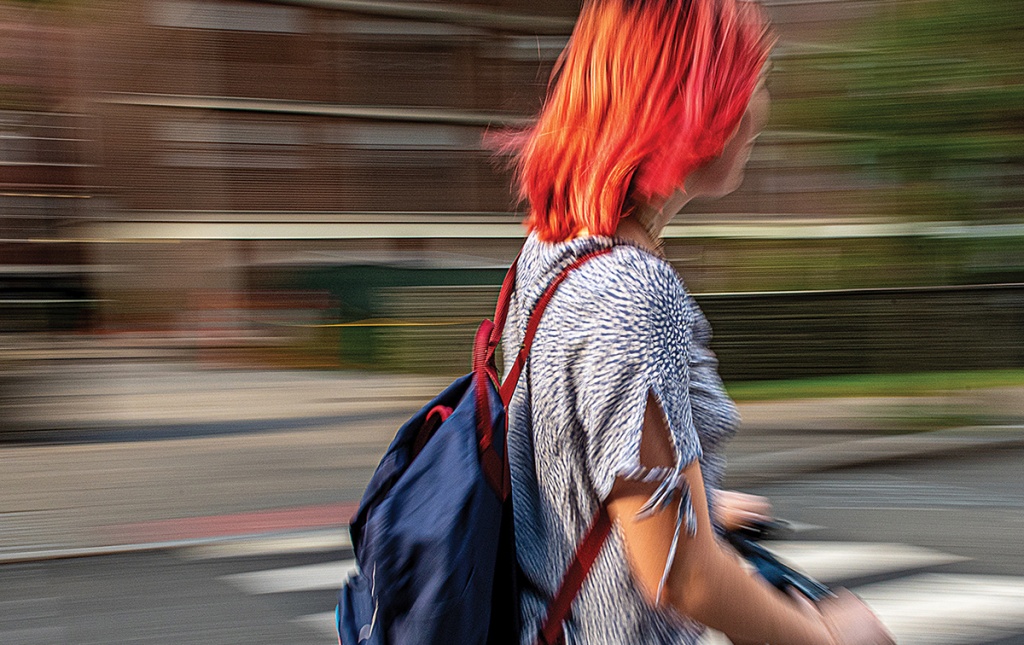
376 283 498 373
700 283 1024 381
370 282 1024 381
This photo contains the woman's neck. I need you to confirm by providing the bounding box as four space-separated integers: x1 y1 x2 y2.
615 190 692 255
615 209 664 256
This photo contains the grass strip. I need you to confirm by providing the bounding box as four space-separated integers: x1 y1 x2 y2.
725 369 1024 402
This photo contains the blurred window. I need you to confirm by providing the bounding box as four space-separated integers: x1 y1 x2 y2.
148 0 306 33
473 36 566 113
326 20 477 109
328 19 483 41
320 122 489 211
491 36 568 62
156 119 308 168
0 111 86 166
0 128 34 164
323 122 481 151
0 195 68 239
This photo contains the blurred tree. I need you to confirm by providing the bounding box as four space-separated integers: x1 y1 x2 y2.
775 0 1024 221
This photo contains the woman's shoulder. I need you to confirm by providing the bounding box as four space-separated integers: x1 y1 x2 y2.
521 234 687 304
597 240 682 284
518 235 691 347
578 240 689 320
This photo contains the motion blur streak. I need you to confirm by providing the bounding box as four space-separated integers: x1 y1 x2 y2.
1 1 1023 643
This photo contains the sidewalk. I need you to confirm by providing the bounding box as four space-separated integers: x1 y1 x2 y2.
2 356 1023 562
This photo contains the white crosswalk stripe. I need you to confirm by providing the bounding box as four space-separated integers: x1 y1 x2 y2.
180 529 350 560
704 540 1024 645
215 550 356 638
764 541 968 582
755 544 1024 645
220 559 357 595
858 574 1024 645
205 536 1024 645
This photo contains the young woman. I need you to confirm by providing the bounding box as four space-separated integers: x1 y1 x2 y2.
498 1 895 643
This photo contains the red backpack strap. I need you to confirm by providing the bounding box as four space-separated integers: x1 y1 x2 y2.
472 257 522 499
537 506 613 645
483 245 616 645
473 248 612 498
498 248 613 406
488 255 519 366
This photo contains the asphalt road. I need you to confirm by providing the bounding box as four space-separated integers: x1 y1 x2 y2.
0 545 347 644
751 445 1024 576
3 354 1023 644
741 446 1024 645
4 447 1024 644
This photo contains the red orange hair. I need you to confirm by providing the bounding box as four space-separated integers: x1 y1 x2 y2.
497 0 773 242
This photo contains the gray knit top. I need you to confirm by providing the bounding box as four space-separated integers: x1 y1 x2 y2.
502 234 740 645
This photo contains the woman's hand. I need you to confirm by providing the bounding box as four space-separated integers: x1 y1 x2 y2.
715 490 773 532
792 589 896 645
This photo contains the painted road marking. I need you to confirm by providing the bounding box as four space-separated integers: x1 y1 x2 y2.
704 573 1024 645
858 574 1024 645
116 502 357 543
220 559 357 595
215 541 1024 645
765 541 968 583
180 529 350 560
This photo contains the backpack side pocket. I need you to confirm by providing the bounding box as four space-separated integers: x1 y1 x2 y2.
338 569 385 645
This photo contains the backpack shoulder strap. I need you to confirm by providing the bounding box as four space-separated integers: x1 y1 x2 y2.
484 245 617 645
537 506 613 645
495 248 613 406
473 248 613 497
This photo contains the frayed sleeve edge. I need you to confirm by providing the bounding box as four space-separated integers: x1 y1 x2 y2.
618 461 698 603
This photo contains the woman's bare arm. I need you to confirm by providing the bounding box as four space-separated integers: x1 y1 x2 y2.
609 462 830 643
606 392 884 645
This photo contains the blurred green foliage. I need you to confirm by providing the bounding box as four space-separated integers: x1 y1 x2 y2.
725 369 1024 402
775 0 1024 221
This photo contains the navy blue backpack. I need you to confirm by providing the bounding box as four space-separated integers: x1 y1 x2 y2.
337 250 613 645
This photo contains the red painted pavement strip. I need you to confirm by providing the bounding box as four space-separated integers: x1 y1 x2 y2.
110 502 361 544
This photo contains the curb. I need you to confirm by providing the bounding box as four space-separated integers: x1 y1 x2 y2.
726 425 1024 487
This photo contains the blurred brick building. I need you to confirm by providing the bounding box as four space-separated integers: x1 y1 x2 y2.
0 6 96 332
1 0 877 338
